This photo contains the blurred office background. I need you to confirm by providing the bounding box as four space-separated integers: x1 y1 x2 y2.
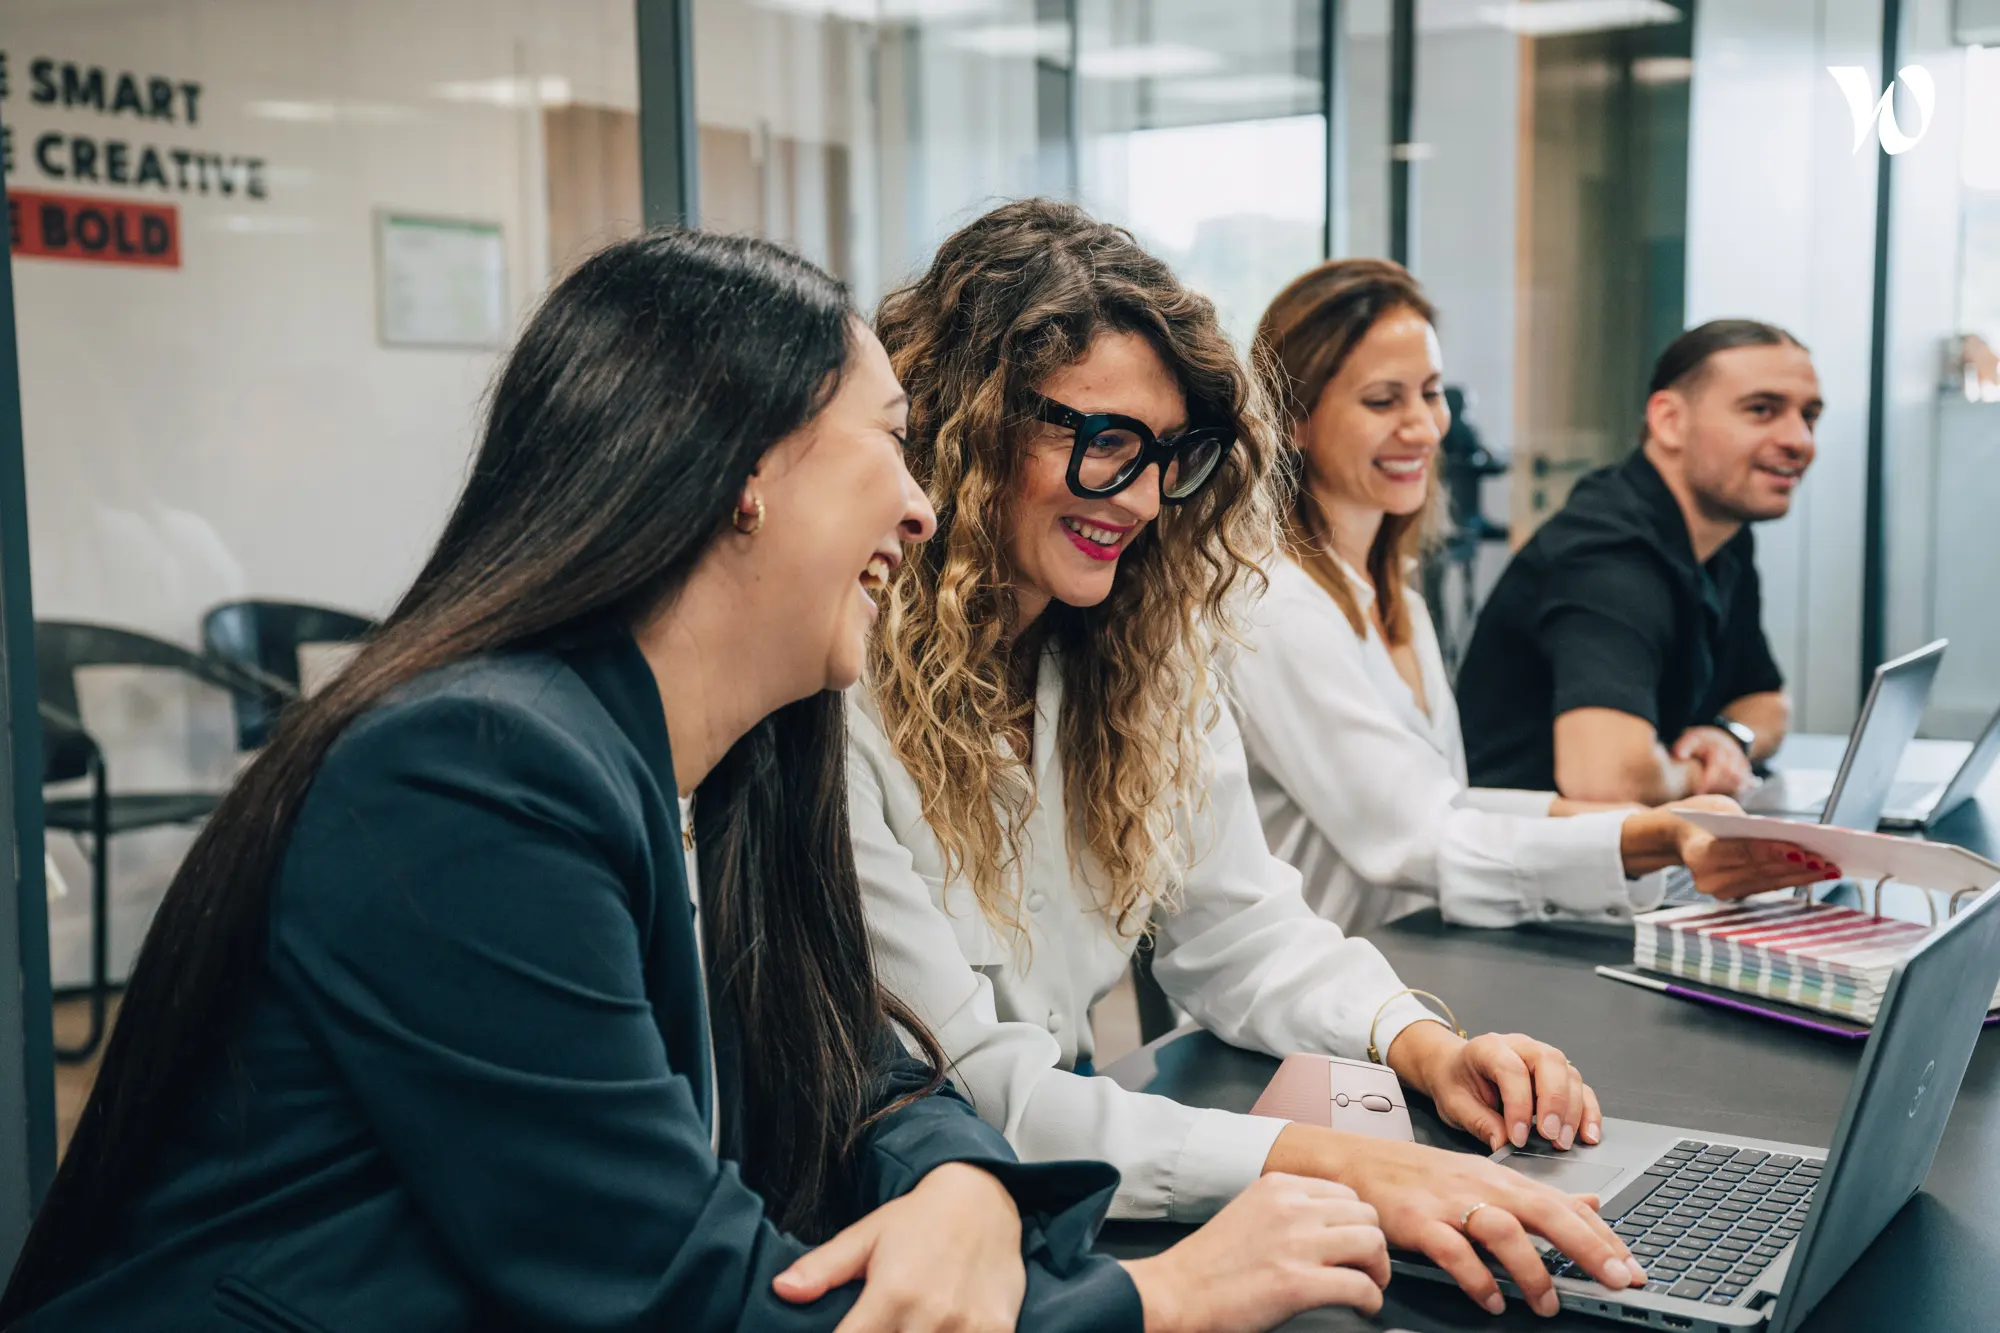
1 0 1996 1006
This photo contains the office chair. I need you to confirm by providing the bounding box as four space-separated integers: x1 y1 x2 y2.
201 600 376 749
36 621 269 1061
1424 384 1510 673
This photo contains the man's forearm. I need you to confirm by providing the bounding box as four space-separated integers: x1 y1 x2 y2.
1600 742 1702 806
1554 708 1692 805
1648 746 1697 804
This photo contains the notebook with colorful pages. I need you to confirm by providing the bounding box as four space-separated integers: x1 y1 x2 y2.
1630 812 2000 1033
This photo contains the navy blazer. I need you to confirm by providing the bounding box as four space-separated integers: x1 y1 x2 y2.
23 627 1142 1332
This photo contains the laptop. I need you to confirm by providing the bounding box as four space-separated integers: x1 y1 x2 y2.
1876 703 2000 831
1743 639 1947 829
1392 876 2000 1333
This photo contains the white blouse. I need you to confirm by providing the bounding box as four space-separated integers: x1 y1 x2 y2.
846 658 1440 1223
679 794 720 1154
1230 555 1661 935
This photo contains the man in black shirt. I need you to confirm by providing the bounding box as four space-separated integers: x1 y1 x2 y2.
1458 320 1820 803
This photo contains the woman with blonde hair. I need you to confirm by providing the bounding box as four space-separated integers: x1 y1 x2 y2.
849 199 1649 1322
1231 258 1828 935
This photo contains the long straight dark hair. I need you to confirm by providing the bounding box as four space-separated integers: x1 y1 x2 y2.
3 229 935 1319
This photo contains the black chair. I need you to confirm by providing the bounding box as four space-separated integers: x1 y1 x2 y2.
201 601 376 749
36 621 268 1062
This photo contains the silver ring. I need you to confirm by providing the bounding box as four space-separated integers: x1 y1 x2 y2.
1459 1201 1491 1231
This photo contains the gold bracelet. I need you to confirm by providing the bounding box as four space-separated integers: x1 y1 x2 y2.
1367 988 1467 1065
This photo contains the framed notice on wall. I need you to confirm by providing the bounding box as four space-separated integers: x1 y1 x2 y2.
375 212 507 349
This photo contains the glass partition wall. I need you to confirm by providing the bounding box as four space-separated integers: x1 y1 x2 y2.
2 0 644 1155
1074 0 1327 344
692 0 1052 311
682 0 1697 676
1881 0 2000 738
692 0 1338 331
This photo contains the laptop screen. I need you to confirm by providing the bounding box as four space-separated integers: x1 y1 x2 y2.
1930 705 2000 823
1821 641 1947 830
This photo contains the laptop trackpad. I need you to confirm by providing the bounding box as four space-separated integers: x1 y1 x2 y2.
1501 1154 1626 1198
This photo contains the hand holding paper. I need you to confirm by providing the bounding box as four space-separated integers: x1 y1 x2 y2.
1674 810 2000 897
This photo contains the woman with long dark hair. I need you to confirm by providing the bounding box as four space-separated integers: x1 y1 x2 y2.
0 231 1370 1333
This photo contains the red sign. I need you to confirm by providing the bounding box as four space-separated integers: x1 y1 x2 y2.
6 190 180 269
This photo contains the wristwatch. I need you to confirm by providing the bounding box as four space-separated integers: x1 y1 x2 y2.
1711 716 1757 754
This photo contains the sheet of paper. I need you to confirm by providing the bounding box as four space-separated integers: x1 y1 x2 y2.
376 213 507 348
1679 810 2000 893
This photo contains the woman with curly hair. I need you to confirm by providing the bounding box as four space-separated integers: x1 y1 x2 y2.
849 199 1649 1322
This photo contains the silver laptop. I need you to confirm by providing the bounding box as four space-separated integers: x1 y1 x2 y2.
1877 703 2000 831
1743 639 1947 829
1394 877 2000 1332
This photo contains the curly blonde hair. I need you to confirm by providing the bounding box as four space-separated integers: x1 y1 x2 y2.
868 199 1278 939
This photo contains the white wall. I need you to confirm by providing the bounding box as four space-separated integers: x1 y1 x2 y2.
1688 0 1997 740
1342 0 1393 261
1411 19 1519 462
1407 13 1521 648
1886 3 2000 738
2 0 636 985
1684 0 1882 736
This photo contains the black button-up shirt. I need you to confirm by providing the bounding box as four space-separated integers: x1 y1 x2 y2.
1458 449 1785 791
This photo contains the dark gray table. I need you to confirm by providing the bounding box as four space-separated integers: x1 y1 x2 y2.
1097 735 2000 1331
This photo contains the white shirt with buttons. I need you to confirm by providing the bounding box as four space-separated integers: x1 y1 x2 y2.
1230 554 1663 936
678 795 721 1155
846 661 1440 1223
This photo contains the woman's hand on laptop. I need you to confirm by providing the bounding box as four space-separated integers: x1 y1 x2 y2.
1386 1022 1598 1153
1264 1126 1644 1318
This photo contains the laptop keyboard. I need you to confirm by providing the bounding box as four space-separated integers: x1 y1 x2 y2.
1546 1140 1823 1308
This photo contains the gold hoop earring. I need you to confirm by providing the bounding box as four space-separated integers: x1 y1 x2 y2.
733 493 765 535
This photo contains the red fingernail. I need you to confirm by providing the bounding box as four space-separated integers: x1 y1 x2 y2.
1787 852 1803 863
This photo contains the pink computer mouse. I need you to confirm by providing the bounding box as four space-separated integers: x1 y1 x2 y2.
1250 1053 1416 1141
